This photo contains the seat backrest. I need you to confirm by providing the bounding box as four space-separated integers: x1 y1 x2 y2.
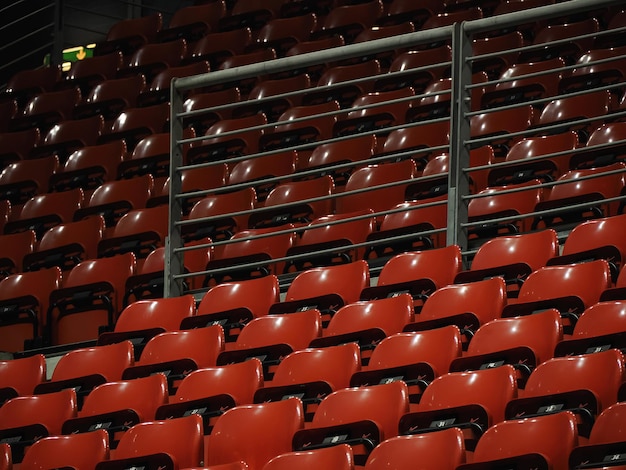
523 349 626 412
103 414 204 469
570 300 626 338
79 373 168 422
284 260 370 305
51 340 134 383
470 411 578 469
0 230 36 275
15 187 83 234
0 354 46 400
114 294 196 333
0 155 58 205
418 365 518 424
234 310 322 351
311 381 409 442
170 359 264 406
134 326 224 370
20 428 109 470
207 398 304 470
587 401 626 445
364 429 466 469
271 343 361 391
0 388 77 435
263 444 354 470
324 294 414 338
366 326 463 377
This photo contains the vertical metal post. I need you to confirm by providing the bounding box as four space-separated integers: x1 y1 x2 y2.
165 78 185 298
447 21 472 258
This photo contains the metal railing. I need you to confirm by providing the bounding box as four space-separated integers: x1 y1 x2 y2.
167 0 625 297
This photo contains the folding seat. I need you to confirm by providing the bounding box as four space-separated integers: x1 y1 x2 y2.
312 0 384 44
502 259 612 335
302 60 382 109
335 159 418 217
158 1 226 44
284 36 346 83
96 294 196 358
374 45 451 94
279 0 333 19
518 17 600 65
253 343 361 419
404 277 507 348
455 411 578 470
62 374 169 447
296 134 376 187
569 401 626 469
33 341 134 407
0 230 35 279
22 215 105 272
96 204 170 262
536 89 612 143
232 74 312 122
0 354 46 405
269 260 369 321
205 398 304 470
333 87 415 137
469 104 536 158
466 179 544 239
398 365 518 450
263 444 354 470
46 253 135 346
546 214 626 281
532 163 626 230
226 150 297 202
154 359 264 433
554 300 626 357
73 75 146 122
218 0 285 32
3 65 62 109
250 13 317 57
504 349 626 437
216 309 322 379
0 388 77 463
450 308 562 387
64 51 123 95
185 27 252 70
0 127 40 168
481 57 564 109
48 140 127 195
258 101 340 152
284 210 376 273
121 326 225 392
28 114 104 162
73 175 152 235
248 176 334 229
138 61 210 107
350 326 463 404
361 245 462 308
291 381 409 465
94 12 162 57
421 6 483 32
380 121 449 171
0 267 62 352
309 294 414 363
376 0 444 29
218 49 278 97
204 225 297 285
471 31 524 79
99 102 170 151
486 130 579 187
559 45 626 97
119 38 186 83
570 121 626 170
186 113 267 165
364 429 465 469
10 87 81 134
594 8 626 49
351 23 416 70
20 428 109 470
0 154 59 219
182 88 241 135
454 229 559 298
